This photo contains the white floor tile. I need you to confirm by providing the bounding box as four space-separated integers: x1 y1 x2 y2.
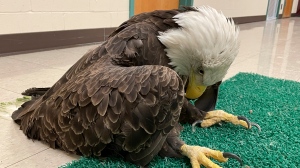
0 118 49 168
6 148 79 168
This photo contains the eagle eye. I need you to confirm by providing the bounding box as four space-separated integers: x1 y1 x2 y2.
198 68 204 75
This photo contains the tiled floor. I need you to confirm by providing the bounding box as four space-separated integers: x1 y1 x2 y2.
1 17 300 168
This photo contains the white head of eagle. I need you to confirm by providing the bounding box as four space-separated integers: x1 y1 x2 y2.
158 6 240 99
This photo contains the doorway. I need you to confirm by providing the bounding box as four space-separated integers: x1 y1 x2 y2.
267 0 281 20
129 0 194 17
134 0 179 15
282 0 294 18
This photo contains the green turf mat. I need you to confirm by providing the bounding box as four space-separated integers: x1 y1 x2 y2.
60 73 300 168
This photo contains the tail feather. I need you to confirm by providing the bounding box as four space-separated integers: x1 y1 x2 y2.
22 87 50 98
11 99 36 125
11 87 49 125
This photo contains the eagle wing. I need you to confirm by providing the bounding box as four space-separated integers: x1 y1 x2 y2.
12 22 184 166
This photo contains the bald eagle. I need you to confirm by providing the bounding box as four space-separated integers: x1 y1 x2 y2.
12 6 259 168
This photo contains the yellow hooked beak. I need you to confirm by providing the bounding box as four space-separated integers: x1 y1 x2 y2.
185 71 207 99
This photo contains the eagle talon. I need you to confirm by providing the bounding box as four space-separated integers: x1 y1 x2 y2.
250 122 261 132
237 116 251 129
197 110 260 132
238 116 261 131
192 120 202 132
223 152 243 166
181 144 243 168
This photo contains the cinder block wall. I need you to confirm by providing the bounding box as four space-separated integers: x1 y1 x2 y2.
0 0 129 35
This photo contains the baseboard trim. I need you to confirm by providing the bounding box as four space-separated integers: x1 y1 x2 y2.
291 13 300 17
232 15 266 24
0 27 116 57
0 15 268 56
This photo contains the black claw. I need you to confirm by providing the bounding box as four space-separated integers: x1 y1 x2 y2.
237 116 251 129
238 116 261 131
191 120 202 132
223 152 243 166
250 122 261 132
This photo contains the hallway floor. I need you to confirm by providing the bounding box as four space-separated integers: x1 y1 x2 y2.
1 17 300 168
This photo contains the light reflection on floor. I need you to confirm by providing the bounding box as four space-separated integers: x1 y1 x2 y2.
226 17 300 81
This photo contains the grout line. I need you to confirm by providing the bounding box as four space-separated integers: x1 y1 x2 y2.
5 148 50 168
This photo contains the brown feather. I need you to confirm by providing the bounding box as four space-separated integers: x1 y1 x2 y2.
85 105 97 123
69 129 84 147
70 112 85 134
92 143 107 156
91 89 105 106
106 120 121 134
78 107 91 129
94 118 105 138
133 103 156 134
58 115 71 132
63 131 77 152
78 145 92 156
107 107 119 124
99 126 112 144
108 89 119 107
61 97 75 113
54 97 63 108
83 126 100 146
123 127 151 152
143 92 157 106
111 94 123 114
10 8 199 167
97 94 109 116
140 80 151 95
124 91 138 103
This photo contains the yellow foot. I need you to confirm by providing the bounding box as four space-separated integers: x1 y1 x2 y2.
192 110 261 131
180 144 242 168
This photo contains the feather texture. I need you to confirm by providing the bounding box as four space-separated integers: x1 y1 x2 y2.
11 6 231 167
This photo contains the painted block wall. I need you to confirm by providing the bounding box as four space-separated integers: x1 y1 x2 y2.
194 0 269 17
292 0 299 13
1 0 298 35
194 0 299 17
0 0 129 35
